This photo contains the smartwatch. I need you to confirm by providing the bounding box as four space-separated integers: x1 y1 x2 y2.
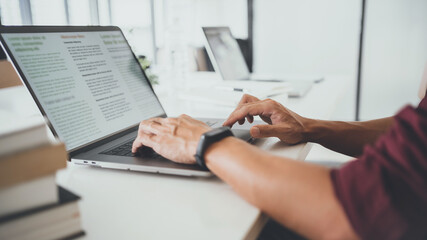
195 127 234 169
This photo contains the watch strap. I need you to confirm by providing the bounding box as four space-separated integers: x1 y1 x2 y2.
195 127 233 169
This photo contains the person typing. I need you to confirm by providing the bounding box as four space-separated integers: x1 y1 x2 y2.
132 91 427 239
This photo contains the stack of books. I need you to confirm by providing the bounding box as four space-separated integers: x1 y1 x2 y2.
0 111 84 240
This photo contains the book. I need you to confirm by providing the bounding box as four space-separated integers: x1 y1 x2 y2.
0 110 50 157
0 60 22 89
0 186 84 240
0 142 67 189
0 174 58 217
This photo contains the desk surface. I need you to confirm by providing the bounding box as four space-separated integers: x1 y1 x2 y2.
0 73 348 240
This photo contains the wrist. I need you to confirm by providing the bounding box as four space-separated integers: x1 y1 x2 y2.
204 136 235 168
302 118 329 143
195 127 233 169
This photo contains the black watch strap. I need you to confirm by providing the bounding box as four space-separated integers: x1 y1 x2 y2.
195 127 234 169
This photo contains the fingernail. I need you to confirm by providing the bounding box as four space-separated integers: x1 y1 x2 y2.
252 127 260 137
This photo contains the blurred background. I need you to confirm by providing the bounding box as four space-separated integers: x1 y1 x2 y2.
1 0 426 121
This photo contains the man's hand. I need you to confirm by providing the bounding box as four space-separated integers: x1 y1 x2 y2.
223 94 310 144
132 114 211 164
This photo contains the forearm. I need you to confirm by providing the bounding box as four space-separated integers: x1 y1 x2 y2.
205 137 358 240
303 117 394 157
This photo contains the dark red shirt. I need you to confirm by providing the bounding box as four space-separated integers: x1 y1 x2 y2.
331 94 427 240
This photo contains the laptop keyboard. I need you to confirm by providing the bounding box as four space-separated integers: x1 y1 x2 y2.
204 121 217 127
100 139 165 159
100 120 218 157
100 139 135 157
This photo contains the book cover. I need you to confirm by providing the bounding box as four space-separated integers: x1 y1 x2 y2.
0 186 83 240
0 111 50 157
0 142 67 188
0 186 80 223
0 174 58 217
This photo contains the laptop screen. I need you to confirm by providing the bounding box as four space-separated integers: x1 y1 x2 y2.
203 27 250 80
0 29 165 151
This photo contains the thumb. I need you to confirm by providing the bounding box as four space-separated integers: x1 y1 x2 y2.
250 125 277 138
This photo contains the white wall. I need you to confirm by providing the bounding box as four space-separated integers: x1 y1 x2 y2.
254 0 427 121
360 0 427 120
254 0 361 120
254 0 361 76
157 0 247 48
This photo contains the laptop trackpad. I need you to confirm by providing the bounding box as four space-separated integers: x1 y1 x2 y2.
231 129 252 142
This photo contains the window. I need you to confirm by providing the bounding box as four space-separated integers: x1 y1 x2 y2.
97 0 111 25
67 0 92 25
0 0 248 68
0 0 23 25
0 0 155 59
30 0 67 25
109 0 154 58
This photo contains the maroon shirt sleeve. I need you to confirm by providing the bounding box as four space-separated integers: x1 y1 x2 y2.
330 95 427 240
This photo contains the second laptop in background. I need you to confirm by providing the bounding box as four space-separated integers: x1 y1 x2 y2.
202 26 323 97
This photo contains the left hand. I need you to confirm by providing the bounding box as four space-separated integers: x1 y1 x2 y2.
132 114 211 164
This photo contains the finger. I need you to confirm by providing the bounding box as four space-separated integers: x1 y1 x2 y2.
133 119 157 153
139 117 164 128
132 134 155 153
238 94 260 106
164 117 179 125
261 116 273 125
224 101 273 127
139 133 160 147
223 110 238 127
250 125 279 138
224 95 260 127
139 119 168 135
224 106 251 126
246 115 254 123
238 118 245 125
149 117 167 125
132 137 144 153
132 133 159 153
178 114 192 120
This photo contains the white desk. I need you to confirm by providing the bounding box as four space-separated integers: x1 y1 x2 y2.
0 73 348 240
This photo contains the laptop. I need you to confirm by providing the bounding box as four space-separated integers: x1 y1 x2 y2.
0 26 253 177
202 26 321 97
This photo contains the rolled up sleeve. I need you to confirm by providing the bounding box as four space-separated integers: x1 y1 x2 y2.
330 97 427 240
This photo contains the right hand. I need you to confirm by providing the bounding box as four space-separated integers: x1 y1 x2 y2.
223 94 310 144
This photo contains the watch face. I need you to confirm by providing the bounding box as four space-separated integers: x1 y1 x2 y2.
206 128 222 136
206 127 229 137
